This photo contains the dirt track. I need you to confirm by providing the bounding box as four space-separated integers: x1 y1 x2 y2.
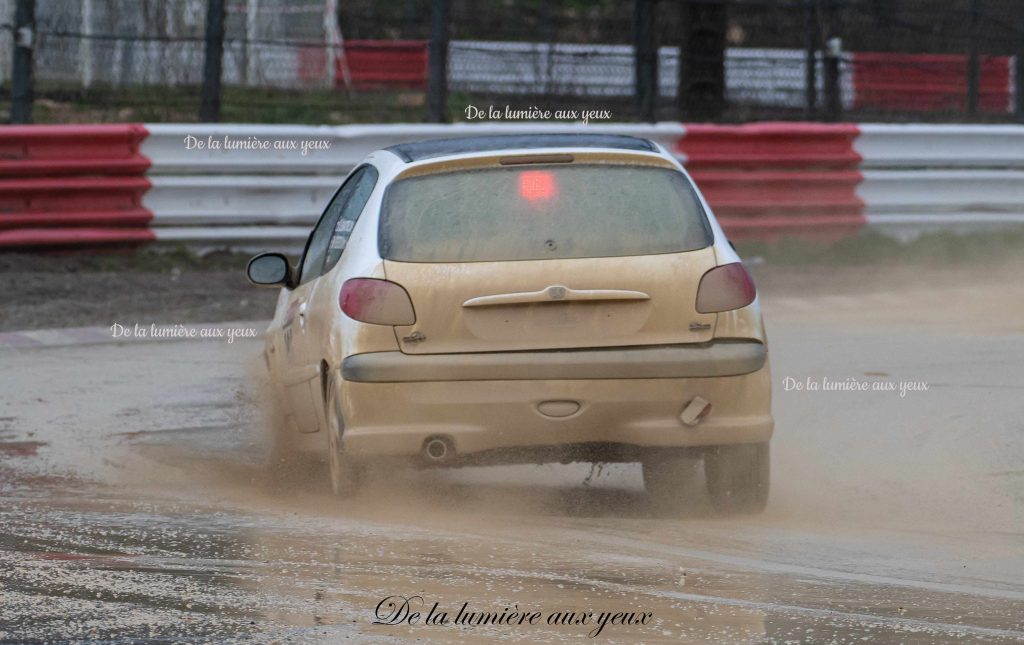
2 269 1023 643
0 252 278 333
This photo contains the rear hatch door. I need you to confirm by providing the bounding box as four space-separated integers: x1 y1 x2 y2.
379 156 718 354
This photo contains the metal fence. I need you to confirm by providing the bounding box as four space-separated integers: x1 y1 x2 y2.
30 0 337 88
2 0 1023 124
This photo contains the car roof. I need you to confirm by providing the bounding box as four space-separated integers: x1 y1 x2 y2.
384 133 659 162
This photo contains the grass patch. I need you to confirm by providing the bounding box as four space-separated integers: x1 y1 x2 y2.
0 246 255 274
9 84 637 124
16 83 433 124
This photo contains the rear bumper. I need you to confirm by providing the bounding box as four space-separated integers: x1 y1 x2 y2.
338 355 773 461
342 340 766 383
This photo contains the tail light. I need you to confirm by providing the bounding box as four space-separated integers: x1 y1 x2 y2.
695 263 757 313
340 278 416 325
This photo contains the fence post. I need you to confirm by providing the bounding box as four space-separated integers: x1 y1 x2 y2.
821 0 842 123
803 0 819 120
10 0 34 124
823 37 842 122
426 0 449 123
200 0 226 123
1017 20 1024 122
677 0 727 122
324 0 342 90
244 0 258 85
634 0 657 123
80 0 93 88
966 0 980 117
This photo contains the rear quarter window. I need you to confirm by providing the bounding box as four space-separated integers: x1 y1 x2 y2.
379 164 712 263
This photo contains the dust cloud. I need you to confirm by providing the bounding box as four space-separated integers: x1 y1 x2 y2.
117 258 1024 545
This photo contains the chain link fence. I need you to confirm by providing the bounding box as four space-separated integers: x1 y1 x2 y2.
2 0 1023 124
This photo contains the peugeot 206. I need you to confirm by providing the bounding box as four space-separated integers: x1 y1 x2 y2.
247 134 772 513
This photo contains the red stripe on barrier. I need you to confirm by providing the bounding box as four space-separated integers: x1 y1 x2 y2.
0 124 150 177
678 123 865 241
852 53 1011 113
0 177 152 228
691 171 864 215
679 123 862 170
0 124 154 248
0 227 156 248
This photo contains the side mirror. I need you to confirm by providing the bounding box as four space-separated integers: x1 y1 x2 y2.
246 253 294 288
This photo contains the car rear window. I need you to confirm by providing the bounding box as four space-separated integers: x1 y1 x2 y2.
379 164 712 263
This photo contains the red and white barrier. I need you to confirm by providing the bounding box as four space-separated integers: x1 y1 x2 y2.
0 125 154 247
3 122 1024 250
854 124 1024 237
676 123 864 241
136 123 686 248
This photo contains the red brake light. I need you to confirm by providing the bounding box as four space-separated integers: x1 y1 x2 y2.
340 278 416 325
519 170 557 201
695 263 757 313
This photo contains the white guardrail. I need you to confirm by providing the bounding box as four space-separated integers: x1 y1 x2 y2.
140 123 686 249
138 123 1024 248
854 124 1024 237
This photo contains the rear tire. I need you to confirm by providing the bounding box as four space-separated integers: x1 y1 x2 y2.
325 379 363 498
704 442 769 514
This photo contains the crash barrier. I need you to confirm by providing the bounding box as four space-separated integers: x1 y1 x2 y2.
2 122 1024 250
0 125 155 247
136 123 687 249
676 124 864 241
856 124 1024 237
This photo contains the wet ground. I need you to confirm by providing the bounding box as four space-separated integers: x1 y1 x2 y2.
2 281 1024 643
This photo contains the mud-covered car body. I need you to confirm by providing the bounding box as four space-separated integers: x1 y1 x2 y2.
248 133 772 511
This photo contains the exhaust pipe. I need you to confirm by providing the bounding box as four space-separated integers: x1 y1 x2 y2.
680 396 712 427
422 435 455 464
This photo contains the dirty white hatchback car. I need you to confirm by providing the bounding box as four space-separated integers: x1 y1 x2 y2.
248 134 772 513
